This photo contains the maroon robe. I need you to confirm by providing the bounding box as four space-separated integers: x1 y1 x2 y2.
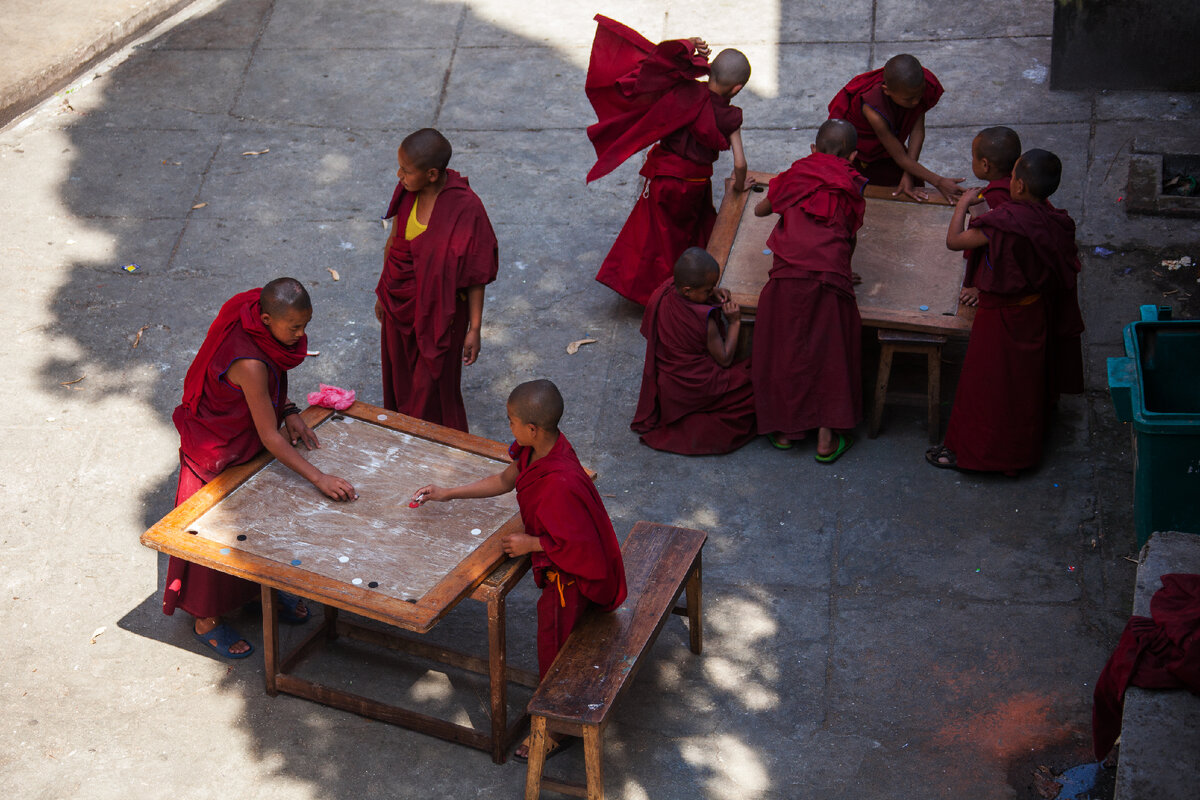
753 153 868 436
632 279 755 454
943 200 1084 472
586 15 743 305
164 289 306 618
1092 573 1200 759
377 169 498 432
827 67 944 186
511 434 628 676
963 177 1013 274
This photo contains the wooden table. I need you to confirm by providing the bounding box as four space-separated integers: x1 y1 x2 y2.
141 401 537 763
708 171 973 338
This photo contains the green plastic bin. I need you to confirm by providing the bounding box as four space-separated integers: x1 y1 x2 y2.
1108 305 1200 547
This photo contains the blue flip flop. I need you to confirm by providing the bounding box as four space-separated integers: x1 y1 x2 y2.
194 622 254 659
277 592 310 625
814 433 854 464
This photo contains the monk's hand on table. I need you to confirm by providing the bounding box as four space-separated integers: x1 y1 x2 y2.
462 329 481 366
501 531 538 557
934 176 966 204
721 297 741 322
688 37 710 59
959 286 980 307
317 474 357 501
285 415 320 450
894 173 929 202
410 485 444 506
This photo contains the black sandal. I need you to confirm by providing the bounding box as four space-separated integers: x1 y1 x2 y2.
925 444 958 470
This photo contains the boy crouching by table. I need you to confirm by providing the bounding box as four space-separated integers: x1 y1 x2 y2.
412 379 627 760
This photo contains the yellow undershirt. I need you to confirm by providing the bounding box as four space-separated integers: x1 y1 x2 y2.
405 199 427 241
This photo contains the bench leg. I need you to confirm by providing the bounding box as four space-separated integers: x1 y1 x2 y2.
524 715 549 800
686 558 703 655
583 725 605 800
926 347 941 444
869 344 894 439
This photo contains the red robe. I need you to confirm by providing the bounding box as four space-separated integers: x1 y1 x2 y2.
753 153 868 436
827 67 944 186
586 15 743 305
164 289 307 618
943 200 1084 472
1092 573 1200 759
377 170 498 432
511 434 628 676
632 279 755 454
963 177 1012 274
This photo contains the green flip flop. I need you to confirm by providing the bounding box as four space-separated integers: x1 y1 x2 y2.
767 433 793 450
814 433 853 463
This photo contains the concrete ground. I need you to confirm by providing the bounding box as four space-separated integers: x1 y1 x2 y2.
1 1 1197 798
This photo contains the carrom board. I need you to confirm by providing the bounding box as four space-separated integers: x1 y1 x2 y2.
141 402 524 633
709 172 973 337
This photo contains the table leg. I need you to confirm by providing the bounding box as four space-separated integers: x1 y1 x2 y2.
261 585 280 696
487 592 508 764
583 725 605 800
324 604 340 642
686 556 703 655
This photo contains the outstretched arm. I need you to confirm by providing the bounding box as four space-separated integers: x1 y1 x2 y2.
862 106 962 202
728 129 748 193
412 460 518 505
226 359 357 501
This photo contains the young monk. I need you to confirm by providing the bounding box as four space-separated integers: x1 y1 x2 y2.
166 278 357 658
752 119 868 462
374 128 498 432
959 126 1022 308
632 247 755 454
585 14 751 305
411 379 627 759
928 149 1084 474
828 54 963 202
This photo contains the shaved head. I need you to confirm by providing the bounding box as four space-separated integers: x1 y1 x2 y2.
816 118 858 157
975 126 1021 174
260 277 311 316
401 128 452 171
1013 148 1062 200
674 247 719 288
710 49 751 88
507 379 563 432
883 54 925 92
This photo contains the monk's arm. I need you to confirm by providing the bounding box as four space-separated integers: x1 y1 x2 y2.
462 284 485 365
729 129 748 192
863 107 962 201
945 192 989 251
375 216 400 323
226 359 357 501
753 196 772 216
707 305 740 367
413 461 517 504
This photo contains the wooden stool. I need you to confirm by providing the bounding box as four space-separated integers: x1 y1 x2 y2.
868 329 947 444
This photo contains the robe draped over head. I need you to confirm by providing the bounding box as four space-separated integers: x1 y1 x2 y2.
1092 573 1200 759
828 66 943 168
631 279 756 454
165 287 306 618
511 434 627 613
376 169 497 430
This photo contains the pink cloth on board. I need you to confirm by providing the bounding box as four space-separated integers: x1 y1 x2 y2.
306 384 356 410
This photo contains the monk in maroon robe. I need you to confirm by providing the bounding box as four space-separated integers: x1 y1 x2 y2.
930 149 1084 474
586 14 750 305
375 128 498 432
1092 573 1200 760
412 379 627 759
960 126 1022 307
632 247 755 454
828 54 963 202
166 278 356 658
752 120 868 462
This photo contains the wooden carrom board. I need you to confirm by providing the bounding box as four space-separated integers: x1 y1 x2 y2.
709 172 973 337
143 402 522 633
141 401 537 763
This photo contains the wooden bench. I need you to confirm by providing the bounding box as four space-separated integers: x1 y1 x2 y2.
523 521 706 800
